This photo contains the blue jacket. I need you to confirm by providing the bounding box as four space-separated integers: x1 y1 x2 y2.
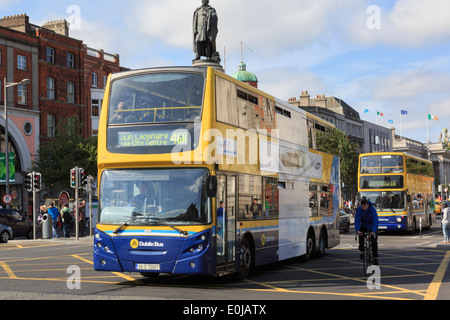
48 206 60 221
355 202 378 233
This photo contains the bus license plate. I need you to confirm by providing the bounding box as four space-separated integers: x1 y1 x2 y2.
136 264 160 271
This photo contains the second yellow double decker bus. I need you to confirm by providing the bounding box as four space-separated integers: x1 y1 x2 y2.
94 66 341 279
358 152 435 232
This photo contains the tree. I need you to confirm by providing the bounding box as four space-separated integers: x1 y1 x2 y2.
32 116 97 190
316 129 359 188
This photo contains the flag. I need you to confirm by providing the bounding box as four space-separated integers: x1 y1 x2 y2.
401 110 408 115
364 109 369 114
427 114 438 121
388 119 394 124
377 111 384 116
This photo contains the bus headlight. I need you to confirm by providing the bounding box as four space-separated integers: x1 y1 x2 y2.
181 231 210 257
396 217 402 223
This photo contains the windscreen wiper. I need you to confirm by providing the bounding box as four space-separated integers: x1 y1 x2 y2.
113 218 135 234
167 224 189 236
145 218 189 236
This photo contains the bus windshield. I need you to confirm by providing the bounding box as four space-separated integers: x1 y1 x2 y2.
108 72 205 125
99 168 211 226
359 191 406 212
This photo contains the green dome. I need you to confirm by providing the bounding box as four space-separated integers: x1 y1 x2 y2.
232 62 258 83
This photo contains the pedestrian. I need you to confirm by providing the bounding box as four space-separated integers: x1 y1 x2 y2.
61 203 73 238
47 203 60 239
355 199 379 265
442 202 450 243
37 205 45 230
78 198 86 237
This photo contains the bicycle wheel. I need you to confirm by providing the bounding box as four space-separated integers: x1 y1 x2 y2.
363 237 373 276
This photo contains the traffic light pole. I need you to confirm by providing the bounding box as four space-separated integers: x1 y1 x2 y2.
26 171 41 241
33 189 37 240
75 186 79 241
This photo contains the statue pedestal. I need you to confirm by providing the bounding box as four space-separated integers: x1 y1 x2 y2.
192 59 224 73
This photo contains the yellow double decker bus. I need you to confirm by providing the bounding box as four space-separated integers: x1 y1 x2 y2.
358 152 435 232
94 66 340 279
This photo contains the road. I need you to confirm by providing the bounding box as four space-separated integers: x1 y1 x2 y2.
0 219 449 306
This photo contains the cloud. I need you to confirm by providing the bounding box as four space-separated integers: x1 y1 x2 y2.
372 69 450 100
348 0 450 47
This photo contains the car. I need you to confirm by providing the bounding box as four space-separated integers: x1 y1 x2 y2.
0 208 33 239
339 208 351 233
0 224 13 243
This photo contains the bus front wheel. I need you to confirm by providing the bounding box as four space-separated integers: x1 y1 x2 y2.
305 230 315 260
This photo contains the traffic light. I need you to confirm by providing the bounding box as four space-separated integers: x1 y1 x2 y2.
71 168 78 188
80 168 87 187
33 173 42 192
25 172 33 192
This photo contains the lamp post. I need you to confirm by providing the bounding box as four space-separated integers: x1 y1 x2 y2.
3 78 30 207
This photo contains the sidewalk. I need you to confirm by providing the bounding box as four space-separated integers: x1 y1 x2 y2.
435 242 450 250
8 235 94 245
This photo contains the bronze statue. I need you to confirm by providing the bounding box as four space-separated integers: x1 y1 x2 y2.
193 0 219 61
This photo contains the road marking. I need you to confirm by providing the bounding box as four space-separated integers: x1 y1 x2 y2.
71 254 137 283
424 251 450 300
0 261 17 279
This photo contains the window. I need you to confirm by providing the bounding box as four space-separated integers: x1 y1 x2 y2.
17 84 27 105
103 75 107 88
67 82 75 103
238 174 279 220
47 77 55 100
17 55 27 70
67 53 75 68
46 47 55 63
309 184 333 217
47 114 56 138
92 73 98 87
92 99 100 117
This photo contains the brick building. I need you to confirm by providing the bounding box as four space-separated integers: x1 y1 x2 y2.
83 45 121 136
36 20 85 142
0 14 122 212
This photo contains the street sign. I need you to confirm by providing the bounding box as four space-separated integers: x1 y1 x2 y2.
2 194 12 204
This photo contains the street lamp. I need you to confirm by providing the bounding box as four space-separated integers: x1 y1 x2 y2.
3 78 30 206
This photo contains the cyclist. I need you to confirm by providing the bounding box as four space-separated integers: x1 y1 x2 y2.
355 198 379 265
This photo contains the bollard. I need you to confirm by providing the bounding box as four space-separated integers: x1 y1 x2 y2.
42 213 52 239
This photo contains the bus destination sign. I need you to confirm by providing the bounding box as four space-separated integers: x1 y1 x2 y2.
118 129 189 147
360 175 404 189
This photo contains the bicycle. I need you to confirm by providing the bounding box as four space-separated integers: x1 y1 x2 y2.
356 232 375 277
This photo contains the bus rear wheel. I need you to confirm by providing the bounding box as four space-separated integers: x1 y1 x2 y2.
238 237 253 280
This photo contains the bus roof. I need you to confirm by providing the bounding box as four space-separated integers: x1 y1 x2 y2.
359 152 432 165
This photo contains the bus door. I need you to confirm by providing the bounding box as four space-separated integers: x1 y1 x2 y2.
407 194 413 230
215 173 236 274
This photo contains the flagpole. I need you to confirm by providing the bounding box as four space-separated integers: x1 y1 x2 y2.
400 112 402 138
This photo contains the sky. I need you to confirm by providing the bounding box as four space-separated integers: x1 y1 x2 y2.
2 0 450 143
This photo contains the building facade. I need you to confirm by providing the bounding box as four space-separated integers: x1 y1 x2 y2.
0 14 122 213
83 45 121 137
0 16 40 212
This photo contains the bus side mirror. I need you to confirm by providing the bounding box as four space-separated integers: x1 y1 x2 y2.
407 195 411 202
206 176 217 198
